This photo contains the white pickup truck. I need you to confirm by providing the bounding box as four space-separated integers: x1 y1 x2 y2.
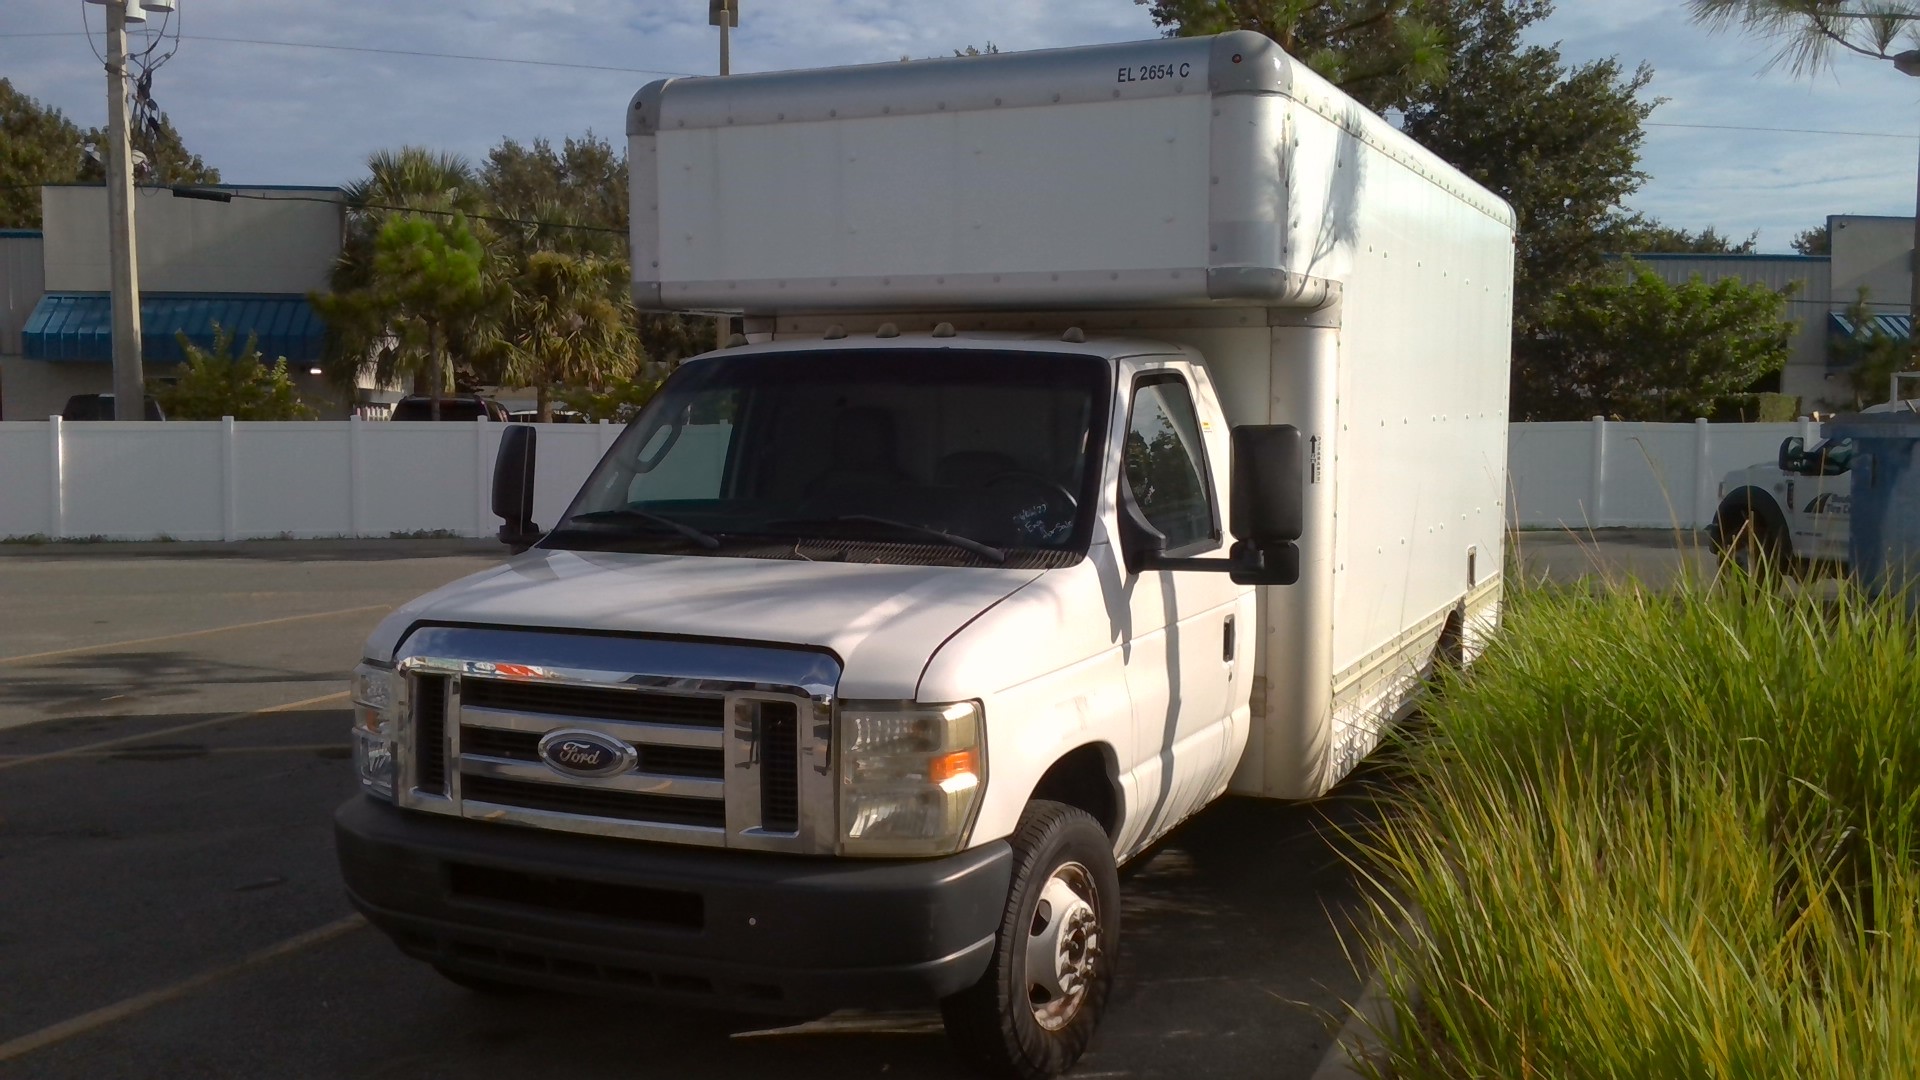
334 32 1514 1079
1713 389 1920 572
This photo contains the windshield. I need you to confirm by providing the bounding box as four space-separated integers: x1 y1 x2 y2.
545 348 1112 567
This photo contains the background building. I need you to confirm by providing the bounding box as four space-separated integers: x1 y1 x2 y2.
1630 214 1914 413
0 184 354 420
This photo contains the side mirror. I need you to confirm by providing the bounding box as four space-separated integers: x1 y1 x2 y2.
1230 425 1304 545
492 425 541 552
1118 423 1303 586
1777 436 1806 475
1225 425 1302 586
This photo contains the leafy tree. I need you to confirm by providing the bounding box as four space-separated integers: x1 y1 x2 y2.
1 80 218 228
489 250 638 421
1791 223 1831 256
369 213 489 419
77 112 219 187
0 80 86 228
1606 219 1759 254
482 134 627 258
1516 263 1794 421
480 133 713 368
1134 0 1508 110
559 370 666 424
149 325 314 420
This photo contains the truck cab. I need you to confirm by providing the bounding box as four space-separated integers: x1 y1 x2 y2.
335 31 1513 1079
1715 434 1856 570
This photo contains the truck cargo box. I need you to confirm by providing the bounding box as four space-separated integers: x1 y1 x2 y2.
628 31 1513 317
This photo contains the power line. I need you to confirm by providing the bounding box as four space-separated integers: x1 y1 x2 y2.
1647 120 1919 139
0 30 697 77
210 188 629 236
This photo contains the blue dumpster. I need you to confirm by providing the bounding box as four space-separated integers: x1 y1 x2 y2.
1827 410 1920 612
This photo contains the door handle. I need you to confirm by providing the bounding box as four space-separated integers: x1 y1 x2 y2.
1223 615 1236 663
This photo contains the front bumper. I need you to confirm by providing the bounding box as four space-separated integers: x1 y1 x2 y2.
335 796 1010 1015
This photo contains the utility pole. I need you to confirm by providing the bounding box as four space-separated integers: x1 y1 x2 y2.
103 0 146 421
710 0 736 351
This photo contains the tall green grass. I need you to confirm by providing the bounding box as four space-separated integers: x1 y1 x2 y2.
1356 574 1920 1079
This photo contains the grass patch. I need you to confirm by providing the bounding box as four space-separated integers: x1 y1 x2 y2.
1356 575 1920 1079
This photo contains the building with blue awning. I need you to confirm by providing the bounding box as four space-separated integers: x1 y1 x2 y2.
0 184 353 420
1620 215 1920 412
23 293 327 365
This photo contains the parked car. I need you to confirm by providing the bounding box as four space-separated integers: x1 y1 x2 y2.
61 394 164 421
388 396 510 422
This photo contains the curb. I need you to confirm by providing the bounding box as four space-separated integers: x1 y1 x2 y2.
1308 955 1410 1080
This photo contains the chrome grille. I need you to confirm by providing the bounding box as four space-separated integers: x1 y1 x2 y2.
413 674 450 795
393 627 838 853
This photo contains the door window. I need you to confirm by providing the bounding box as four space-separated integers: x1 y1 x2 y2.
1124 375 1218 552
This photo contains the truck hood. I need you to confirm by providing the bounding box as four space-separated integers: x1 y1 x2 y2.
363 549 1045 699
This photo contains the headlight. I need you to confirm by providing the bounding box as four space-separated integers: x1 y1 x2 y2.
838 701 986 856
351 661 397 800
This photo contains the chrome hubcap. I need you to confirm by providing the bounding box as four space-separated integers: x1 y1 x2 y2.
1025 862 1101 1031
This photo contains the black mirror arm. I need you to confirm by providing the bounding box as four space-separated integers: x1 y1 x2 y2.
497 523 545 555
1144 541 1299 586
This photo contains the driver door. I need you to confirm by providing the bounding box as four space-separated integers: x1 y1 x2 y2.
1117 359 1246 847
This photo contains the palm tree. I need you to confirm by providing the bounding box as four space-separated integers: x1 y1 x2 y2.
1689 1 1920 74
312 148 486 395
490 248 637 422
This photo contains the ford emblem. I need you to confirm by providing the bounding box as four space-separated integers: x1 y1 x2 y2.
536 729 637 779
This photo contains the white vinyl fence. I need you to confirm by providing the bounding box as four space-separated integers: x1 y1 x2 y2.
1509 417 1819 531
0 417 1823 542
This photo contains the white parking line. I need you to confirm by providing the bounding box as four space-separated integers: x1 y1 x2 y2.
0 691 350 771
0 604 391 667
0 914 368 1064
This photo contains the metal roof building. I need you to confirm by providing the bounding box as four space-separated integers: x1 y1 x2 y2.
1626 214 1915 412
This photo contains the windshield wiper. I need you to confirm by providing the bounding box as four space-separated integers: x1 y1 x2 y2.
766 515 1006 564
562 508 722 550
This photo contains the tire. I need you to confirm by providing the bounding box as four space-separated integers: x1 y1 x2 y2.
1718 514 1782 578
433 964 533 997
941 801 1120 1080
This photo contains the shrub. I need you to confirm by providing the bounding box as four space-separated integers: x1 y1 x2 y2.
150 325 316 420
1358 576 1920 1079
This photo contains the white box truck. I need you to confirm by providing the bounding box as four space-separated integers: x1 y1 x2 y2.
335 31 1513 1079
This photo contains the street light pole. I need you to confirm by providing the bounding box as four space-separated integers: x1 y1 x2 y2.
710 0 737 350
104 0 147 421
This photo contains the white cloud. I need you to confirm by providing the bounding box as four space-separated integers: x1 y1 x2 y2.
1 0 1913 249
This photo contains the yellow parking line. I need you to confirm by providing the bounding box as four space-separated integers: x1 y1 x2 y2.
0 743 345 762
0 604 391 667
0 691 351 772
0 914 367 1063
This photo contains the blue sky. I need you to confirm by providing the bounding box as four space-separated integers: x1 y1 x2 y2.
4 0 1918 252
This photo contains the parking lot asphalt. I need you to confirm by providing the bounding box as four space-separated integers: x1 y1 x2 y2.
0 530 1692 1079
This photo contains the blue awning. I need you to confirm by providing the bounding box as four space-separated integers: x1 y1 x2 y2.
22 293 326 365
1829 311 1912 341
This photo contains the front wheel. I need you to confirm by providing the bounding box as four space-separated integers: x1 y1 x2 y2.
941 801 1119 1080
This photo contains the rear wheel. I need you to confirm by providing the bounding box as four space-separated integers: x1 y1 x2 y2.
941 801 1119 1080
